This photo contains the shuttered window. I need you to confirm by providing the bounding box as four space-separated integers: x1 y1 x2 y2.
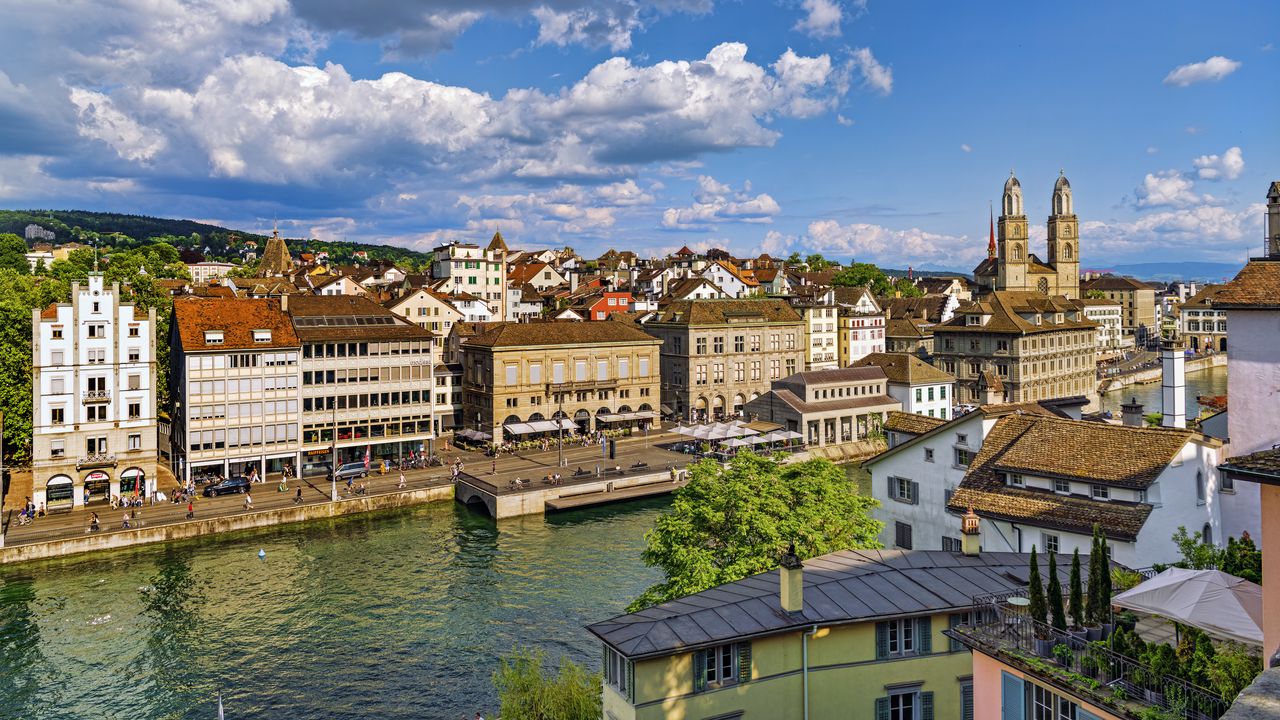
692 642 750 693
961 683 974 720
1001 671 1025 720
876 690 933 720
877 617 930 659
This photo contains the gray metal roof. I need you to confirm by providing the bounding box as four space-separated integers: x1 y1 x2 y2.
586 549 1075 659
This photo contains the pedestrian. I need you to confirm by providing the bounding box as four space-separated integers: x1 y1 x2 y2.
122 512 131 529
37 502 45 518
346 475 354 492
398 472 406 489
294 487 303 504
244 492 254 510
89 512 100 532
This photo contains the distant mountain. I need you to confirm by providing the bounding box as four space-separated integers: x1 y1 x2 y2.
1092 262 1245 284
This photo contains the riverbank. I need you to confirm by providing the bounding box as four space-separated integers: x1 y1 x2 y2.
1096 352 1226 394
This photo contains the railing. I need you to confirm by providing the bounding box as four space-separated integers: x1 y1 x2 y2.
948 603 1229 720
82 389 111 403
77 453 117 469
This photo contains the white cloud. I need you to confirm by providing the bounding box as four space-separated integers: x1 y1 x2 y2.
1163 56 1241 87
532 4 641 52
794 0 843 39
851 47 892 95
836 114 853 126
662 175 781 229
1134 170 1210 208
960 143 972 153
68 88 167 163
1146 146 1159 155
1193 146 1244 180
1082 203 1264 262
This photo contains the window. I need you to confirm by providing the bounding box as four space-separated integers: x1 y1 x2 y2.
52 350 64 365
603 646 633 702
1042 533 1060 554
1007 473 1024 487
956 433 968 445
51 407 64 425
876 617 930 659
734 335 744 353
915 388 922 403
713 337 724 354
1196 470 1205 503
253 329 272 343
128 402 141 420
1091 484 1109 500
889 477 919 504
924 448 934 463
51 439 65 457
960 682 974 720
694 643 746 691
88 324 105 338
204 330 224 345
128 374 140 390
895 521 913 549
128 434 141 450
1054 479 1070 494
942 536 962 553
52 327 63 339
1221 472 1234 493
954 448 974 467
696 337 707 354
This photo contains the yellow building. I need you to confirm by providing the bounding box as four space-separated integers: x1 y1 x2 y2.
587 544 1070 720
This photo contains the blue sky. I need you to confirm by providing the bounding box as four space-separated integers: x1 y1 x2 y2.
0 0 1275 270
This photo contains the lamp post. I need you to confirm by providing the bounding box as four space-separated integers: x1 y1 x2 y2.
557 389 565 468
330 399 338 502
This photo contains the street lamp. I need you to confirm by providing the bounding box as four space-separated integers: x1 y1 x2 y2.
330 398 338 501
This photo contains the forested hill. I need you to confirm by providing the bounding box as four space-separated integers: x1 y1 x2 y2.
0 209 434 266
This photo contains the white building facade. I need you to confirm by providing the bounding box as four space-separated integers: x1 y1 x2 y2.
32 274 158 508
431 242 507 317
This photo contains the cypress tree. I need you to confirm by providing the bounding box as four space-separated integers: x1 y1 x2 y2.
1069 548 1084 628
1086 524 1105 625
1047 551 1067 631
1027 546 1047 627
1098 526 1113 624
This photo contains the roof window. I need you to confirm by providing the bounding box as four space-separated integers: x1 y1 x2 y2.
253 329 272 343
204 330 224 345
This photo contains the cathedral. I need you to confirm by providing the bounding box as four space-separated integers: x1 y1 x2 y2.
972 172 1080 300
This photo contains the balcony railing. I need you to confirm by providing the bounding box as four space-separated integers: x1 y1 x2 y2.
82 389 111 403
77 453 117 469
947 603 1229 720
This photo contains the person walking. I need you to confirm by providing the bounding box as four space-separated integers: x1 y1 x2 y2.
294 487 303 504
398 472 406 489
122 512 132 529
491 459 496 476
244 491 254 510
186 501 194 520
88 512 100 532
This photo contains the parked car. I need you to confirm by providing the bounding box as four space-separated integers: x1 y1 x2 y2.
202 475 251 497
333 462 368 482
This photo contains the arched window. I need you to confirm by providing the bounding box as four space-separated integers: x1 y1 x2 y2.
1202 523 1213 546
1063 244 1073 260
1196 470 1205 503
1013 244 1022 260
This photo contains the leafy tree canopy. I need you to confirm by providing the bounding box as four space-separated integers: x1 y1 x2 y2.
0 233 29 275
830 262 922 297
1170 526 1262 583
492 647 601 720
628 452 882 612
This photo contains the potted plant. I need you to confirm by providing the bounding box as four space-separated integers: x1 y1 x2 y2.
1082 640 1111 682
1067 548 1088 644
1143 644 1178 705
1028 547 1055 657
1084 528 1105 640
1053 642 1075 668
1115 610 1138 634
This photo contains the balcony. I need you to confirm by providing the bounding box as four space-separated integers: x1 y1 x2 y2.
948 601 1230 720
77 452 117 469
82 389 111 404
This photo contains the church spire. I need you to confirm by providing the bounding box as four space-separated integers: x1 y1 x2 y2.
988 201 996 259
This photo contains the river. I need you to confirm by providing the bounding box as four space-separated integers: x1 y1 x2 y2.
1097 363 1228 420
0 499 667 719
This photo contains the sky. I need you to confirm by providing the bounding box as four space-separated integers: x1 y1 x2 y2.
0 0 1275 270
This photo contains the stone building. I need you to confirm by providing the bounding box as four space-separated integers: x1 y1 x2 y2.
1178 284 1229 353
931 291 1097 407
643 299 806 422
743 366 899 447
32 274 158 509
1080 275 1157 345
972 173 1080 299
258 227 293 277
834 287 886 366
431 233 508 318
459 321 661 442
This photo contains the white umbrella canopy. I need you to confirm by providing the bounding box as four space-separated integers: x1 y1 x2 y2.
748 434 771 445
779 430 804 440
690 425 716 440
1112 567 1263 646
724 437 752 448
671 425 695 436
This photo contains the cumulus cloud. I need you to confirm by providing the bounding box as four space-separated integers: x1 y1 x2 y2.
1082 203 1264 262
794 0 843 38
1163 56 1241 87
960 143 972 153
1134 170 1210 208
68 89 168 163
851 47 892 95
661 175 781 229
1193 146 1244 180
532 4 641 52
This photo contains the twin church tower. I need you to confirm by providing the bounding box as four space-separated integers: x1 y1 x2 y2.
972 172 1081 300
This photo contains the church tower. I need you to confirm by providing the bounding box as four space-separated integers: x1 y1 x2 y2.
1047 172 1080 298
997 172 1029 292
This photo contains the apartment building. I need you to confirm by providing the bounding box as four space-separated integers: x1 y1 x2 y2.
1179 284 1229 353
1081 275 1157 345
383 287 464 335
742 366 899 447
31 274 158 509
785 286 839 370
1076 297 1127 353
431 235 508 317
851 352 955 419
643 299 806 422
931 291 1098 407
459 321 661 441
170 297 302 482
835 287 887 365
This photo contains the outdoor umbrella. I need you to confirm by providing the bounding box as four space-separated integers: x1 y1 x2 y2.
724 437 752 448
748 434 771 445
779 430 804 440
1111 567 1263 646
671 425 695 436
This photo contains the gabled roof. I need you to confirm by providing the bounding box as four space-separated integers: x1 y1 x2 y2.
647 298 803 325
851 352 954 385
1211 259 1280 309
462 320 659 348
173 297 300 350
286 294 433 341
1180 283 1230 310
770 388 898 415
486 231 509 253
935 291 1095 336
862 400 1068 468
587 548 1076 660
883 411 948 436
1082 276 1156 292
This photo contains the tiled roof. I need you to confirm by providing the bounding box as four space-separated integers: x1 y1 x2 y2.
173 297 300 350
851 352 954 385
647 298 803 326
587 548 1078 659
935 291 1095 336
785 366 887 386
980 370 1004 393
259 233 292 276
973 257 998 277
286 295 433 341
39 303 59 319
663 277 723 300
948 415 1164 540
1218 448 1280 487
886 317 932 339
486 231 509 253
1082 276 1156 292
771 388 897 415
1179 283 1231 309
993 414 1193 488
883 411 948 436
463 319 659 348
1211 259 1280 309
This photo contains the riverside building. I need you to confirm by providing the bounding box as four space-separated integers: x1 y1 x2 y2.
32 273 159 509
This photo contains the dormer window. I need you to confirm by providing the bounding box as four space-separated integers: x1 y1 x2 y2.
966 315 982 326
253 330 272 343
1006 473 1024 487
1033 315 1042 325
204 330 224 345
1054 313 1064 324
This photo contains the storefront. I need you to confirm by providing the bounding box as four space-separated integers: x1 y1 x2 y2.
120 467 147 498
83 470 112 505
46 475 74 510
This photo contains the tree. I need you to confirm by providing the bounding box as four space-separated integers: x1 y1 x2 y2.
0 233 29 275
629 452 882 611
1222 533 1262 583
786 251 804 266
1086 524 1108 626
1047 551 1066 631
0 269 68 460
1171 525 1224 570
805 253 831 271
831 262 886 290
1206 642 1263 701
1027 546 1047 626
1068 548 1084 629
1085 289 1107 300
492 647 601 720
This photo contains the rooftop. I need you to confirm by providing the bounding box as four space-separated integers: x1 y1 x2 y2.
285 295 433 342
851 352 955 385
883 411 948 436
646 298 803 326
462 319 660 348
173 297 300 351
1211 259 1280 309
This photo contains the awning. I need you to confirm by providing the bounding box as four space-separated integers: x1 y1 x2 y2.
660 404 674 415
598 411 659 423
523 419 577 433
1112 567 1263 646
503 422 537 435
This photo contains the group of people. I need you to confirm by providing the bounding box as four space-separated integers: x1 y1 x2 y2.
14 497 44 525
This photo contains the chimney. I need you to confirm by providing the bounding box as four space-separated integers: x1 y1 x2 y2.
570 272 579 292
961 508 982 556
1161 338 1186 429
1121 396 1144 427
279 293 289 313
779 543 804 613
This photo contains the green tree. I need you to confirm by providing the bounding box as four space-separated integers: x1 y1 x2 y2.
1027 546 1047 627
629 452 882 611
1047 551 1067 631
1085 289 1107 299
1171 525 1224 570
891 277 924 298
1222 534 1262 583
1206 643 1263 701
831 262 886 290
492 647 601 720
1086 524 1109 626
805 253 831 271
0 269 68 460
0 233 29 275
1068 548 1084 628
786 251 804 266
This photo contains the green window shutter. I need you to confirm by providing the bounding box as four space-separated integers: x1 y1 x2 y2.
693 650 707 693
917 616 932 654
949 614 962 652
961 683 974 720
875 697 890 720
737 642 752 683
626 660 635 704
876 621 889 659
1001 671 1025 720
911 481 920 505
921 691 935 720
